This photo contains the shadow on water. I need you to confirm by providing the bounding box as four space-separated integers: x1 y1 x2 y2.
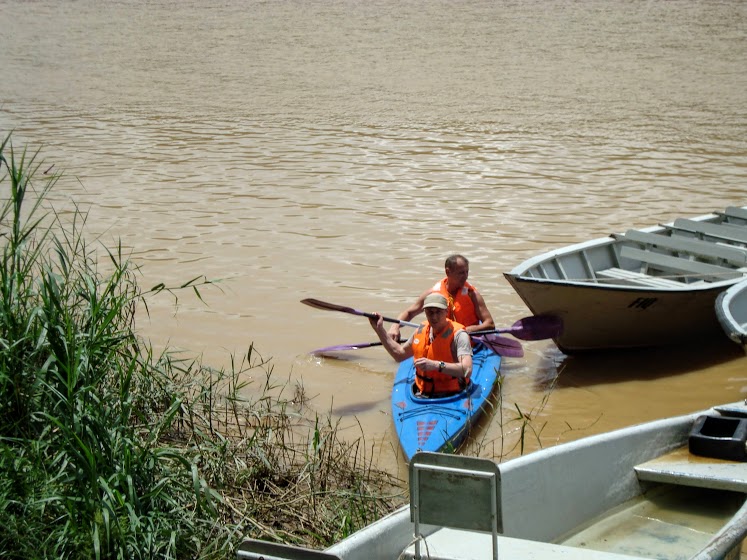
330 400 384 416
534 337 746 391
310 352 358 362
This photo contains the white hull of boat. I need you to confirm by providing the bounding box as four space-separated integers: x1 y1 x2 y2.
504 206 747 353
717 278 747 346
238 401 747 560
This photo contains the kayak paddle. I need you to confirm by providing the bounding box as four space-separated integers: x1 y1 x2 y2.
310 334 523 358
302 298 527 357
472 334 524 358
310 339 405 354
301 298 420 328
303 298 560 341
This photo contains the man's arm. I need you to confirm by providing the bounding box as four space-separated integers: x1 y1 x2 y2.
457 353 473 379
387 289 429 341
370 314 414 362
428 330 472 379
452 329 473 379
465 289 495 333
422 352 472 380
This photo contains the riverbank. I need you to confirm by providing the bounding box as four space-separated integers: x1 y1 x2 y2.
0 134 404 559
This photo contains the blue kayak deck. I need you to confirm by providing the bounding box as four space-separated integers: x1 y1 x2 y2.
391 346 502 460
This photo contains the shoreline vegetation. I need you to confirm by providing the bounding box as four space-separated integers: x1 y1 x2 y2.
0 133 562 559
0 133 405 559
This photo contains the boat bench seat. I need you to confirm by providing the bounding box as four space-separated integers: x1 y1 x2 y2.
614 230 747 267
596 267 685 288
634 446 747 493
619 245 745 282
717 206 747 222
669 218 747 244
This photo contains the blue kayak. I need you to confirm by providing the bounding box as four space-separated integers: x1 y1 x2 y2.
390 345 502 461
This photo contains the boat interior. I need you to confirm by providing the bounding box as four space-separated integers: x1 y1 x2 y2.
237 402 747 560
517 206 747 288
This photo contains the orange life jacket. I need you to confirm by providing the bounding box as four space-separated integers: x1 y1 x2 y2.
432 278 480 327
411 319 466 395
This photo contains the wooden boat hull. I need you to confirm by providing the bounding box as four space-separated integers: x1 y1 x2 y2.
391 346 501 461
717 278 747 346
238 401 747 560
505 206 747 353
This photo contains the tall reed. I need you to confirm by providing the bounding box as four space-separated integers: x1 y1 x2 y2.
0 134 403 559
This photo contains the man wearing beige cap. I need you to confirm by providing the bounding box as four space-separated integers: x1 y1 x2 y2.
369 292 473 397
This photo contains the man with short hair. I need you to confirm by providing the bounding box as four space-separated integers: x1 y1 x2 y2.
387 254 495 342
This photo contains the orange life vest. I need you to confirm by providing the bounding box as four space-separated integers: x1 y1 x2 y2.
411 319 466 395
432 278 480 327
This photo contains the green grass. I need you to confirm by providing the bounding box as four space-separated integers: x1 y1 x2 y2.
0 133 404 559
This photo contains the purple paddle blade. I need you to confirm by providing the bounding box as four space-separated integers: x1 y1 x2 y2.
471 314 563 341
472 334 524 358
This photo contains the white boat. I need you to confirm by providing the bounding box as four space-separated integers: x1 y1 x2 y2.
237 401 747 560
716 278 747 346
503 205 747 353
